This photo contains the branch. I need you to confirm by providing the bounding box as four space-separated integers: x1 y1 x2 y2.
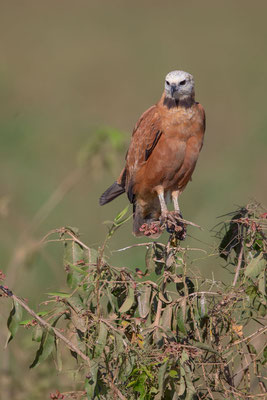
232 241 244 287
229 325 267 347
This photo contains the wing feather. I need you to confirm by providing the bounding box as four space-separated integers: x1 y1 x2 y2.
124 105 162 201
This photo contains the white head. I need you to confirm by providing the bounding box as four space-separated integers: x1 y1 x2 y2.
164 70 195 100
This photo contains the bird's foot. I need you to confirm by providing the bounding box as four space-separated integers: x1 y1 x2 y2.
160 211 187 240
139 221 162 237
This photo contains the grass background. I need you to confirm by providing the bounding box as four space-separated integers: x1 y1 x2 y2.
0 1 266 398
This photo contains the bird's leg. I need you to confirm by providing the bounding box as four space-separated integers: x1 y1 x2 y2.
172 190 181 215
169 190 186 240
154 187 186 239
155 186 174 234
155 187 168 220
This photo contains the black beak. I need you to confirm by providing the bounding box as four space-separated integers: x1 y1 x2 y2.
171 84 177 97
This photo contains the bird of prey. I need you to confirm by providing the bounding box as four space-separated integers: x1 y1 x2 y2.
99 70 205 238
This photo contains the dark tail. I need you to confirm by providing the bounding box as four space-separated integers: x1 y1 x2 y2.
99 182 125 206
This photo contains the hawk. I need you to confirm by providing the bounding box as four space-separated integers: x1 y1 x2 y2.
99 70 205 238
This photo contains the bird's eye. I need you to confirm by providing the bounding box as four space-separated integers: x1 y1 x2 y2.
180 80 186 86
166 80 170 85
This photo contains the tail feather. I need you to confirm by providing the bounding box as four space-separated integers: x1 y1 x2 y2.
99 182 125 206
133 204 145 236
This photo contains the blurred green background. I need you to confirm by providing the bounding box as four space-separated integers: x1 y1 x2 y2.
0 1 266 398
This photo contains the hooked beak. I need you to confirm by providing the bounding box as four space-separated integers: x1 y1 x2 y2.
171 84 177 97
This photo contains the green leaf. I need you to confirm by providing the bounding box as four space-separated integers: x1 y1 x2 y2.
158 291 172 304
177 376 186 396
99 294 110 318
246 284 258 299
19 319 32 326
193 341 219 355
114 331 125 354
29 328 55 368
20 311 48 325
64 239 85 289
169 369 178 378
64 239 84 264
263 345 267 364
55 338 62 372
161 305 172 329
126 380 137 388
177 307 187 335
248 344 257 355
114 205 129 223
145 244 156 274
65 226 80 236
137 285 151 318
83 247 98 265
132 372 147 396
258 270 266 304
85 361 99 399
141 365 153 379
29 314 65 368
106 287 119 312
199 293 208 317
94 322 108 358
32 324 43 342
120 354 135 380
218 209 246 260
184 363 196 399
133 382 146 396
67 294 85 313
67 295 87 333
245 253 266 279
156 361 168 399
119 286 135 313
47 292 71 298
107 208 132 239
68 263 87 276
5 299 23 346
181 350 189 364
150 387 158 394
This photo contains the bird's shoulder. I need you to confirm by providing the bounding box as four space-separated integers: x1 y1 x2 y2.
131 104 161 137
195 102 206 130
127 104 162 159
124 103 162 183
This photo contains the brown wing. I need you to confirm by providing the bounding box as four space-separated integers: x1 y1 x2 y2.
124 105 162 202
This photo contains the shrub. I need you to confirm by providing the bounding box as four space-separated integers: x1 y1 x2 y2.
1 203 266 399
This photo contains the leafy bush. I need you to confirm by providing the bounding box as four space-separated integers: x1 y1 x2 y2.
1 203 266 399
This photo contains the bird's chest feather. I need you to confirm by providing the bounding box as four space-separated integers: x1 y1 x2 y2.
162 107 201 142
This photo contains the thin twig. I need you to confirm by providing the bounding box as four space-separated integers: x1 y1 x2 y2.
179 217 203 230
113 242 164 252
113 242 207 254
233 241 244 287
229 326 267 347
153 299 163 328
40 227 91 251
